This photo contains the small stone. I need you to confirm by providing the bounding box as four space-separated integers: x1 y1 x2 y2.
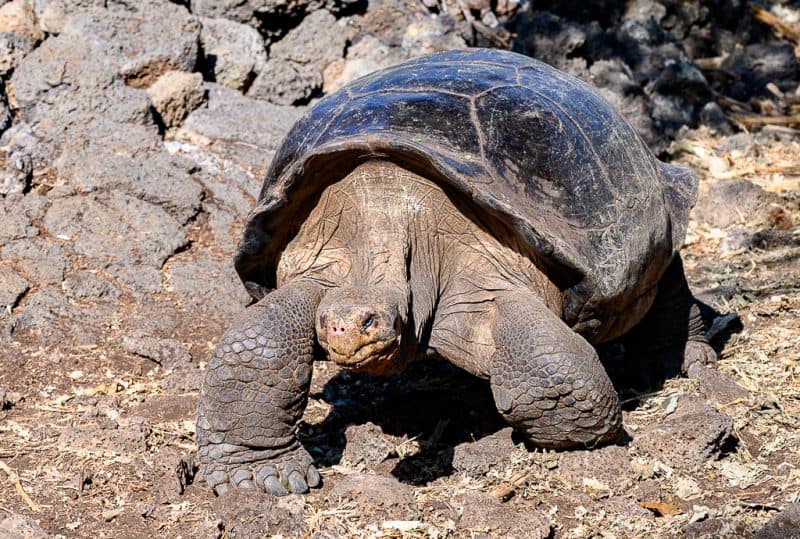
689 366 752 407
557 444 633 493
341 422 398 470
0 152 32 195
146 71 205 128
452 427 518 476
0 0 43 44
0 513 48 539
692 179 785 230
633 396 735 467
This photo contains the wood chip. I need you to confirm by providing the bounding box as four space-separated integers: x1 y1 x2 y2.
640 500 682 517
490 483 516 501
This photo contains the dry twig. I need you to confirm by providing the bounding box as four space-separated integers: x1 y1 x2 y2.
0 460 39 512
750 4 800 46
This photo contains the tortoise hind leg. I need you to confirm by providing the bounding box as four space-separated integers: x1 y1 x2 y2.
624 255 717 388
490 291 623 448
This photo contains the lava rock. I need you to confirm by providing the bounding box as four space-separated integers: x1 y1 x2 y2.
1 238 69 285
199 16 267 91
165 254 251 319
248 9 346 104
511 11 590 70
61 271 121 301
0 265 30 309
684 517 748 539
37 0 105 35
452 427 518 477
721 42 800 100
689 366 752 407
122 331 192 370
10 35 158 168
146 70 205 128
754 503 800 539
328 473 420 521
176 83 301 174
0 31 32 76
54 119 203 223
649 61 712 136
106 263 163 298
61 2 200 88
323 35 412 94
692 179 787 230
341 422 398 470
588 58 662 150
0 197 38 245
557 444 633 493
0 151 31 195
0 87 9 136
633 396 736 466
214 489 307 538
44 192 188 268
0 0 43 44
454 491 552 539
0 514 48 539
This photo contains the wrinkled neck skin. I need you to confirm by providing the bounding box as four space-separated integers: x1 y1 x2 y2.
277 161 440 376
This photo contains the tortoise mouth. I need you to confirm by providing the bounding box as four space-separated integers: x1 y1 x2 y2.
321 334 400 371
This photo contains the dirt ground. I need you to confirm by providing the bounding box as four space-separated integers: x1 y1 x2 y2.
2 1 800 538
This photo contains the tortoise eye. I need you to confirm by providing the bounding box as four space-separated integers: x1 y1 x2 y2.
361 314 377 332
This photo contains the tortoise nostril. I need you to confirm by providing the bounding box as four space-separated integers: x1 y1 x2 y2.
361 313 377 332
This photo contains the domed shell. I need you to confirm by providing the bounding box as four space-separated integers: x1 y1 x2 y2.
236 48 697 343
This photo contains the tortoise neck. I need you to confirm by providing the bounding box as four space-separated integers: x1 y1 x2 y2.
343 160 439 341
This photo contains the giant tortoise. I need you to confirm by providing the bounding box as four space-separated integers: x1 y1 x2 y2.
196 48 716 496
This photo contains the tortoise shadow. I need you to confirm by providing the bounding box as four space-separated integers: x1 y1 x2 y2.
300 360 506 485
600 299 742 408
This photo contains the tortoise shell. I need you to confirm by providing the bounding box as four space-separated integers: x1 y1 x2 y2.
235 48 697 343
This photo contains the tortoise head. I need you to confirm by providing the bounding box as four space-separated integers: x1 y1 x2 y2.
316 286 406 375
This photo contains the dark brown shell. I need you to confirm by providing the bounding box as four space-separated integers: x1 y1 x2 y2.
236 48 697 343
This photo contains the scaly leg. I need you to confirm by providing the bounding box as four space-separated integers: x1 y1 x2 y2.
196 281 324 496
490 291 623 448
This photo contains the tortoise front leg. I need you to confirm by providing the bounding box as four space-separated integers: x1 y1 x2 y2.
196 281 325 496
490 292 623 448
